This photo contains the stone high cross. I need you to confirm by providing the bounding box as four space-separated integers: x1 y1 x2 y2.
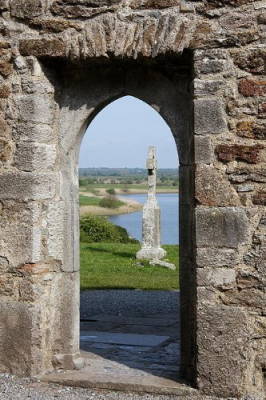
137 147 166 261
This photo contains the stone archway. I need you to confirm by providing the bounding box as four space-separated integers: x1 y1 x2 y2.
0 1 266 398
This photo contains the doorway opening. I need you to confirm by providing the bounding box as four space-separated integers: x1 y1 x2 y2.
78 95 181 390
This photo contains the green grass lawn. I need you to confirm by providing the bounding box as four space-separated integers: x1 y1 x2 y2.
79 195 101 206
80 242 179 290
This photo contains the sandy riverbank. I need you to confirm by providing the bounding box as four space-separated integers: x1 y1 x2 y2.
80 194 143 217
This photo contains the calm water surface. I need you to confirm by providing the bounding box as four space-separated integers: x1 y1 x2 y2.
109 193 179 245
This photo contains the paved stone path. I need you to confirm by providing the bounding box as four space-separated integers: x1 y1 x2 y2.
45 313 196 396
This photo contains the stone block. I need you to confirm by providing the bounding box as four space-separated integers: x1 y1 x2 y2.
195 165 239 206
194 49 229 75
21 76 54 94
253 190 266 205
0 62 13 77
0 83 11 98
0 173 56 200
15 95 55 125
196 248 238 267
50 0 118 18
196 207 249 248
197 268 236 289
194 136 213 164
0 300 33 375
19 39 66 58
193 79 225 97
13 122 54 143
239 79 266 97
197 305 251 397
50 272 80 361
0 139 11 162
0 116 11 139
14 143 57 171
0 0 8 10
47 201 64 261
130 0 180 9
236 121 254 138
194 99 227 135
232 49 266 74
215 143 263 164
10 0 43 18
0 201 41 266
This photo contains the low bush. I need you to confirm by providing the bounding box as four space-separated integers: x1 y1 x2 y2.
106 188 116 195
99 195 124 209
80 215 139 244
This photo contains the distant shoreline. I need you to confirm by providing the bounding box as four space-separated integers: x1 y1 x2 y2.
79 188 178 217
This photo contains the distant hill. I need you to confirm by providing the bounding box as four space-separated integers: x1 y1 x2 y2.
79 167 179 178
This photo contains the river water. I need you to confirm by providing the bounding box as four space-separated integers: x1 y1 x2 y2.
109 193 179 245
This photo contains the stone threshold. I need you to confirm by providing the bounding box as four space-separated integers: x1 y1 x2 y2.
42 370 197 396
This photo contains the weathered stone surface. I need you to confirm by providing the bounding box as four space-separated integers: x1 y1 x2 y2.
195 165 239 206
50 0 119 18
21 76 54 95
0 173 56 200
196 248 238 267
228 168 266 183
194 99 227 134
239 79 266 97
232 49 266 75
130 0 180 9
258 101 266 118
14 143 57 171
0 0 8 11
29 18 82 33
0 201 41 266
0 139 11 162
0 301 33 375
216 143 263 164
236 121 266 140
0 62 13 77
13 123 54 143
0 84 10 98
10 0 43 18
196 207 249 248
202 0 253 8
19 39 66 58
193 79 224 97
197 306 251 397
194 50 229 75
47 201 64 261
197 268 236 289
15 95 55 125
194 136 213 164
253 189 266 205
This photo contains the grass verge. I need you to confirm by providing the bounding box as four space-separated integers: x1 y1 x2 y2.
79 195 101 206
80 242 179 290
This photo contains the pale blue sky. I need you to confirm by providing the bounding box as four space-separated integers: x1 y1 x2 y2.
79 96 179 168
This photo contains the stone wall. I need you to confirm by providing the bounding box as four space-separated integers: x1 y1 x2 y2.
0 0 265 398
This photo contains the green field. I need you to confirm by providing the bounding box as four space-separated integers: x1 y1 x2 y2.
80 242 179 290
79 195 101 206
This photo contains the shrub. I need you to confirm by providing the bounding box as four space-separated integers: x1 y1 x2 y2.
99 195 124 209
80 215 138 243
106 188 116 195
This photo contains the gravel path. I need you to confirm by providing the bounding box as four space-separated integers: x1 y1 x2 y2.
80 290 180 319
0 374 221 400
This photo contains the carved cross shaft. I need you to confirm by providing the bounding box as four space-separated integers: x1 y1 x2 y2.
146 146 157 197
